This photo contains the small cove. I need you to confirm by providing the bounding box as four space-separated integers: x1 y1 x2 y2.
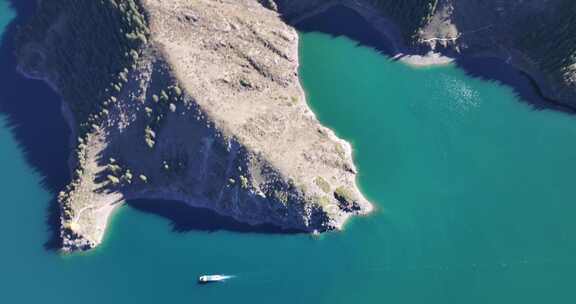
2 2 576 303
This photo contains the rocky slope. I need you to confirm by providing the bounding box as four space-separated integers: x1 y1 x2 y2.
17 0 372 252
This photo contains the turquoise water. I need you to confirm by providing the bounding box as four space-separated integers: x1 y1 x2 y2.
3 2 576 303
0 0 13 30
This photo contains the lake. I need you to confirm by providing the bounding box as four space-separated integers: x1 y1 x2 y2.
2 2 576 303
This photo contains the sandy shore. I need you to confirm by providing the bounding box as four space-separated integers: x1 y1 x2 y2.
394 51 454 67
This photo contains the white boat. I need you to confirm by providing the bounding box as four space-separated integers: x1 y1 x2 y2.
198 274 232 284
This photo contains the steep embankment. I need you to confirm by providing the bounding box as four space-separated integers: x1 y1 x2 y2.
17 0 372 252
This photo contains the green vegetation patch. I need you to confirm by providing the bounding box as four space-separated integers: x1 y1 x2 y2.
17 0 150 132
314 176 331 193
139 174 148 183
334 186 356 204
274 190 289 205
315 195 331 208
239 175 249 189
107 175 120 185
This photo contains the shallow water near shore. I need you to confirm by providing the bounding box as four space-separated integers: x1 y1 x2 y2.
3 2 576 303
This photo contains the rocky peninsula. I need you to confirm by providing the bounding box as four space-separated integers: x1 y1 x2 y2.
16 0 576 252
17 0 373 252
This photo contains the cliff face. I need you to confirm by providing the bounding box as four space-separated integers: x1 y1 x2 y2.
17 0 372 252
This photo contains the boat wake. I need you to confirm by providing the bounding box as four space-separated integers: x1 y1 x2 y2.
198 274 235 284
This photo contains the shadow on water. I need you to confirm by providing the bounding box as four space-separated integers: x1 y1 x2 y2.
292 5 395 56
290 4 571 114
128 199 302 234
1 0 69 250
455 57 576 114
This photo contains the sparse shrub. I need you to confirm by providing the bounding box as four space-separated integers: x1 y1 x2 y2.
314 176 331 193
334 186 356 203
239 175 249 189
107 163 121 174
107 175 120 185
145 137 155 148
239 78 251 88
160 90 169 101
173 85 182 96
124 170 133 183
274 190 289 204
335 143 346 159
317 196 331 207
145 126 156 138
